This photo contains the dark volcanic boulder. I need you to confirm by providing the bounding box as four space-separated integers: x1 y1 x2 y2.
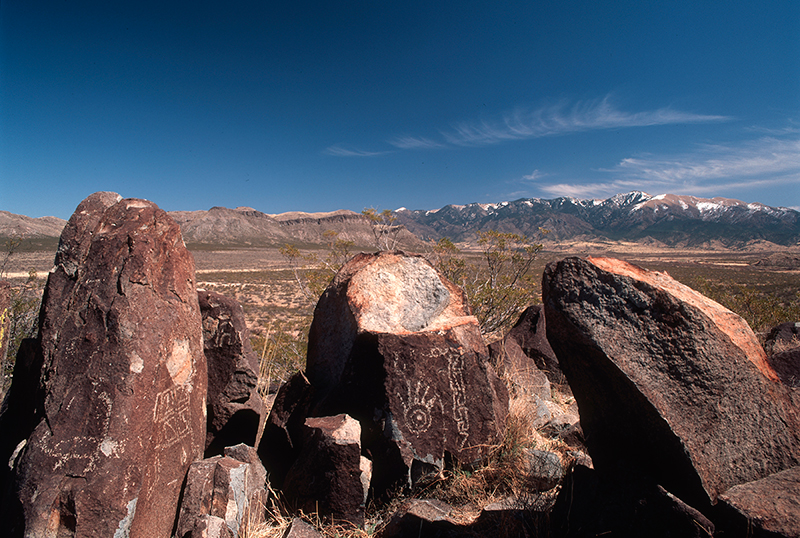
542 256 800 510
199 289 264 455
0 192 207 538
256 371 315 490
306 251 508 492
282 414 371 525
716 466 800 538
502 304 562 383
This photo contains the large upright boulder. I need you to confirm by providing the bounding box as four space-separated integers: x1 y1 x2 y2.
306 251 508 492
0 192 207 538
199 289 264 455
542 256 800 509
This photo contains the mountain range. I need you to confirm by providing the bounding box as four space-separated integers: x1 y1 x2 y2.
396 192 800 247
2 193 799 248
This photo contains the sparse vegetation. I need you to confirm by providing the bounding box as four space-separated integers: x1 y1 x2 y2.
361 207 402 251
431 230 546 337
693 277 800 335
1 238 44 400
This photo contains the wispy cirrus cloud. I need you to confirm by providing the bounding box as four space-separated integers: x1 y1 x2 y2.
326 95 728 156
387 136 447 150
538 135 800 201
441 96 728 147
323 144 392 157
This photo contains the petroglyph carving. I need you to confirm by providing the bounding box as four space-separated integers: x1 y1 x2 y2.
153 385 192 450
447 353 470 449
398 381 442 435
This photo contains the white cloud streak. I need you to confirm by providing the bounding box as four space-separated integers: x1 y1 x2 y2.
388 136 446 150
326 95 727 156
538 136 800 201
441 96 728 147
323 144 392 157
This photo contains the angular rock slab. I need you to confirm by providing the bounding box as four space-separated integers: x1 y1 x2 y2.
256 371 315 490
199 289 264 455
283 414 371 525
306 252 508 492
176 447 267 538
717 466 800 538
542 256 800 508
2 193 207 538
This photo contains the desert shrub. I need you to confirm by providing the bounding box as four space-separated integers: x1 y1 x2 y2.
251 318 310 393
362 207 402 251
693 277 800 334
1 239 43 399
280 231 354 303
430 230 546 337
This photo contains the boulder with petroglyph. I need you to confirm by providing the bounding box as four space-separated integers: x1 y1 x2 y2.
306 251 508 494
0 192 207 538
199 289 264 455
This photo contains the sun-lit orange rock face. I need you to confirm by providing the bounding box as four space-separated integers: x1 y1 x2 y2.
543 256 800 508
587 256 777 382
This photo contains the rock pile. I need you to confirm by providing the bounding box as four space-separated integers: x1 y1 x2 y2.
303 251 508 493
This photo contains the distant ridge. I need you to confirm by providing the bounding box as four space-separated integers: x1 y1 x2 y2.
395 192 800 247
2 193 799 248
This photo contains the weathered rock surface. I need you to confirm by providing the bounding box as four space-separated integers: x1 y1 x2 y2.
499 304 563 384
0 192 207 538
522 449 563 491
199 289 264 455
282 414 371 525
543 256 800 509
306 252 508 492
282 518 324 538
717 466 800 538
187 516 235 538
257 371 315 490
176 445 267 538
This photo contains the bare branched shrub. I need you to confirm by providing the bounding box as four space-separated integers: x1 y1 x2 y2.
362 208 402 251
430 230 546 337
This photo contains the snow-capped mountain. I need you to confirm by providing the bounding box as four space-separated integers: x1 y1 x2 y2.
394 192 800 247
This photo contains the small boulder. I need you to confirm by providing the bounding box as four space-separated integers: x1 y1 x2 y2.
282 414 371 525
543 256 800 509
175 449 267 538
717 466 800 538
522 449 563 491
306 252 508 492
282 518 324 538
199 289 264 455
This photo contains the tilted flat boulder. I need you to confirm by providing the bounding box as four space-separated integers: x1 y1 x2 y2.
199 289 264 455
542 256 800 509
0 192 207 538
717 466 800 538
306 251 508 492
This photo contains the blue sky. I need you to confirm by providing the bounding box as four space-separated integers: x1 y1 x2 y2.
2 1 799 219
